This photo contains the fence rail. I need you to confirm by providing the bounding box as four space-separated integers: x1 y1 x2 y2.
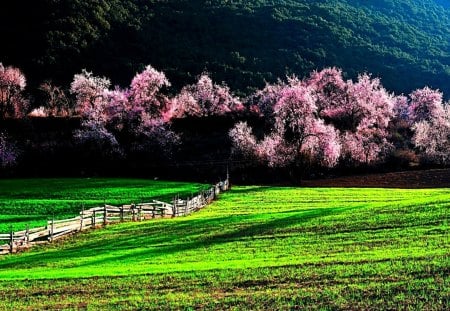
0 178 229 255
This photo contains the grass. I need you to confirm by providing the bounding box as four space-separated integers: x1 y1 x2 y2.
0 186 449 309
0 178 206 232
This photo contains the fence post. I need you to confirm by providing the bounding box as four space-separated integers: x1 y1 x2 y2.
93 209 96 227
25 224 30 244
120 205 124 222
161 205 165 218
172 197 176 217
134 204 141 221
9 226 13 254
49 216 54 242
80 205 84 231
226 165 230 190
132 204 136 221
103 204 107 226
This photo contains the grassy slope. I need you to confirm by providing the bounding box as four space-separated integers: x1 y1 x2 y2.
0 186 448 309
0 178 205 232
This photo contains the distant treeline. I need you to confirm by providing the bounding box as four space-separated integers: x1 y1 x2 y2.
1 63 449 182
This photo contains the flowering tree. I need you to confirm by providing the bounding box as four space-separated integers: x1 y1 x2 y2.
307 70 395 164
340 74 395 164
412 105 450 164
0 63 29 118
407 87 450 164
267 84 341 167
248 78 291 120
230 83 341 171
408 87 444 123
306 67 348 119
167 73 244 119
165 89 201 120
128 65 171 118
124 66 178 152
229 121 257 158
393 95 409 122
70 65 179 158
39 81 72 117
231 68 397 171
70 69 110 117
102 88 129 130
70 70 117 156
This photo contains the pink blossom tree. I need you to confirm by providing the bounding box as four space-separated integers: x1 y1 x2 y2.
0 63 29 118
39 81 73 117
128 65 171 118
307 69 395 165
232 68 397 171
393 95 409 122
338 74 395 164
70 70 118 154
167 73 244 119
229 121 257 158
408 87 444 123
248 78 291 119
408 88 450 164
412 105 450 164
70 69 110 118
165 89 201 120
124 66 179 151
230 83 341 171
70 65 179 157
306 67 348 119
101 88 131 130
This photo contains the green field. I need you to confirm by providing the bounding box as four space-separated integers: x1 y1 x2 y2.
0 178 205 232
0 185 449 310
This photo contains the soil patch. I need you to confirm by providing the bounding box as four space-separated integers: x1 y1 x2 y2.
302 169 450 188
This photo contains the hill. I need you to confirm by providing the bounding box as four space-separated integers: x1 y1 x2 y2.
0 185 448 309
1 0 450 96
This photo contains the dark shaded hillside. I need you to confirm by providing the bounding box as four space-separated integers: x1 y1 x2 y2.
1 0 450 96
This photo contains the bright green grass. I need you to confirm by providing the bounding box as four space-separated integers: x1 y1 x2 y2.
0 186 449 310
0 178 205 232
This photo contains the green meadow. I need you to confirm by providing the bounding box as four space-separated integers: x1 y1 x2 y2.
0 184 449 310
0 178 205 232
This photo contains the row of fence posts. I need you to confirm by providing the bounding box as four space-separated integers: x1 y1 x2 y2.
1 177 230 255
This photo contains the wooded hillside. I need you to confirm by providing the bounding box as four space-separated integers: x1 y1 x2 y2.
1 0 450 96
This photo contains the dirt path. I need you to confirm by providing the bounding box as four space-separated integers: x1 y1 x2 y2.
302 168 450 188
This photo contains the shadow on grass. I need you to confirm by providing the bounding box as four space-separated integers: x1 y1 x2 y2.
0 205 357 271
225 186 273 195
0 215 47 223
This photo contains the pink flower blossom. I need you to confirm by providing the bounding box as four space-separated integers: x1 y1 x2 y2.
408 87 445 123
70 69 110 117
0 63 29 118
167 73 244 119
129 65 170 118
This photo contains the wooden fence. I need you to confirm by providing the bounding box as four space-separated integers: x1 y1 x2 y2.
0 179 229 255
